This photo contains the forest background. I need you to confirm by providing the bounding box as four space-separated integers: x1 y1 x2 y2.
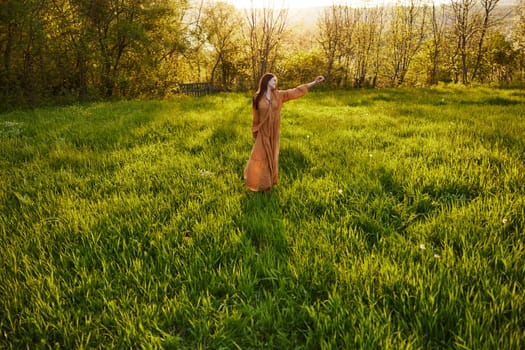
1 0 525 110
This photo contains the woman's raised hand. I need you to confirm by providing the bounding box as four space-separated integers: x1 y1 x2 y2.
308 76 325 88
315 75 325 84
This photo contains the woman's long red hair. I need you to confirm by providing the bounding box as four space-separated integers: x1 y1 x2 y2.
252 73 276 110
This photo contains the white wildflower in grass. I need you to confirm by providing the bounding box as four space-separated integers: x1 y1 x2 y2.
14 192 33 205
338 189 343 194
369 153 373 158
434 254 441 259
306 135 310 139
502 218 508 225
198 169 213 177
419 244 426 250
0 121 23 137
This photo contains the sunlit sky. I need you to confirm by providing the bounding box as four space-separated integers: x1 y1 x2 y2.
226 0 397 9
228 0 376 8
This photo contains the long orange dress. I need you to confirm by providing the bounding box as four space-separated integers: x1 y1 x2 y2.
244 84 309 192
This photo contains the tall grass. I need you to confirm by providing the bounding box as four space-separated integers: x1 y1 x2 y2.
1 86 524 349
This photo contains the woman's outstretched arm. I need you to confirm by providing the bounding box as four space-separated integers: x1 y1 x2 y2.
281 75 325 103
307 75 325 88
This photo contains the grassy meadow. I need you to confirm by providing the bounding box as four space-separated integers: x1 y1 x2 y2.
1 86 524 349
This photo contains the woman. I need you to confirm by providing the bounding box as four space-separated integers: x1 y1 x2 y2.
244 73 325 192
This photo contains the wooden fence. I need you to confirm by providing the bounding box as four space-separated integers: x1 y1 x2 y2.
179 82 213 96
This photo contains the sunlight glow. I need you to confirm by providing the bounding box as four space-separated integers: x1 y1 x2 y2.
227 0 396 9
227 0 341 9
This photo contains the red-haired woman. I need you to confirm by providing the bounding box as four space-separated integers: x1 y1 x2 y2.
244 73 325 192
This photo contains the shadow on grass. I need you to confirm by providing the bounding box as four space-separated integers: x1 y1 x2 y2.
205 104 249 176
1 101 164 168
239 190 296 303
279 146 311 180
458 96 522 106
240 191 288 254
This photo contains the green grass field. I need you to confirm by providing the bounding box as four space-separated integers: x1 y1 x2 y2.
1 86 524 349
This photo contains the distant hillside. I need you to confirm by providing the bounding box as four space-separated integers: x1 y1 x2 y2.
286 0 520 30
287 7 323 26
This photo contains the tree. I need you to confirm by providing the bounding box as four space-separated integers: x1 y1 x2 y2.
471 0 500 81
279 49 325 87
0 0 193 107
317 5 345 86
45 0 92 101
352 6 384 87
246 1 288 87
317 5 360 87
511 0 525 81
0 0 49 105
0 1 26 101
386 0 428 86
202 1 245 90
450 0 476 84
75 0 179 97
426 1 447 85
485 32 518 83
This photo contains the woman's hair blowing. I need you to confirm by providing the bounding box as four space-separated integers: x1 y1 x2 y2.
253 73 276 110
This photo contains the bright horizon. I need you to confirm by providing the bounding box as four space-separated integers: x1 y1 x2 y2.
226 0 395 9
228 0 337 8
225 0 516 10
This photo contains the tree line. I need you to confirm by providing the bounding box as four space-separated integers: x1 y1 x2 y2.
1 0 524 109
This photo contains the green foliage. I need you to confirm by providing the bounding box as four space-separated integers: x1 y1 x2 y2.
2 0 525 108
279 50 326 87
0 0 188 109
1 88 524 348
